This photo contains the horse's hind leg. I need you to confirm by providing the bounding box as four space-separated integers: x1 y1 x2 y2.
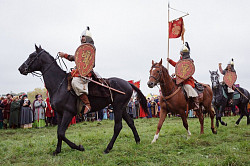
122 109 140 143
57 111 84 153
151 108 167 143
104 106 123 154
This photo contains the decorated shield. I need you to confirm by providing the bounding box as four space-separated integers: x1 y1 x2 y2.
175 59 195 84
223 71 237 88
75 43 96 77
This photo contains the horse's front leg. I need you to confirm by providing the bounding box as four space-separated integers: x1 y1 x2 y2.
57 111 85 153
104 108 123 154
151 108 167 144
195 109 204 134
53 114 63 156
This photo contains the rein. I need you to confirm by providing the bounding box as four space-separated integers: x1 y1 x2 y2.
25 51 68 80
24 50 69 96
150 65 180 100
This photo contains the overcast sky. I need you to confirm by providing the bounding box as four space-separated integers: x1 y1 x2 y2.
0 0 250 96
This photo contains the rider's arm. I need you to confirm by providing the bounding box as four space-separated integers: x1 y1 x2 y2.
167 58 177 67
59 52 75 61
219 63 225 75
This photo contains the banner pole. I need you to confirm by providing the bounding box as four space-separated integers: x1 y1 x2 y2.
167 2 170 70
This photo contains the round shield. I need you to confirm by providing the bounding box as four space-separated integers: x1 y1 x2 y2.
223 71 237 88
75 43 96 77
175 59 195 84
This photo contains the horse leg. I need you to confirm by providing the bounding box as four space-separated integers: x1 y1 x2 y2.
195 109 204 134
151 108 167 144
218 106 227 126
53 114 63 155
180 111 191 137
207 105 217 134
57 111 84 152
104 108 123 154
235 114 244 126
122 109 140 144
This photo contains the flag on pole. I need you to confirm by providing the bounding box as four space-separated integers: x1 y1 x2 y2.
169 17 184 39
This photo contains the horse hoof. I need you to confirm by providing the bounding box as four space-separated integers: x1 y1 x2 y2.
213 130 217 134
235 123 239 127
104 149 110 154
79 145 85 151
53 151 60 156
225 123 227 126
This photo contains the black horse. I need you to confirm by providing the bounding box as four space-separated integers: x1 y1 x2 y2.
18 45 148 154
209 70 250 127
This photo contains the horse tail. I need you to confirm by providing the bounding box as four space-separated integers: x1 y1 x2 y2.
129 83 149 115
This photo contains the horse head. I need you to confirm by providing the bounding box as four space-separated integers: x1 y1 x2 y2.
209 70 220 89
18 45 53 75
147 59 164 88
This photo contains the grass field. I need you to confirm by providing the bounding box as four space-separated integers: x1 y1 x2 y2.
0 116 249 166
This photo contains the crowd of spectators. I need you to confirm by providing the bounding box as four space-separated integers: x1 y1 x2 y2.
1 93 248 130
0 93 57 129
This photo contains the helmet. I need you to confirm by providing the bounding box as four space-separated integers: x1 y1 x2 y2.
228 58 234 65
180 42 190 54
80 26 92 39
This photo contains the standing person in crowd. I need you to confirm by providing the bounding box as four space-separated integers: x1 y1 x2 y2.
127 98 134 118
34 95 46 128
103 107 108 120
9 96 20 129
32 94 39 121
2 94 13 129
147 98 152 118
45 97 54 126
20 95 33 129
134 98 140 119
108 105 114 120
97 108 103 121
0 97 5 129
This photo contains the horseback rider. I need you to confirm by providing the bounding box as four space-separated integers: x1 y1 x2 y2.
219 58 236 105
59 26 94 115
167 42 199 110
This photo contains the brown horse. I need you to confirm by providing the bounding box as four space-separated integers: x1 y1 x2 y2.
147 59 217 143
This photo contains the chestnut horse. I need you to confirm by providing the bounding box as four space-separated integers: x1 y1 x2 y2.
147 59 217 143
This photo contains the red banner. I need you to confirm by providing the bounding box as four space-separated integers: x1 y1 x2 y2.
134 81 140 89
128 80 134 84
169 17 183 38
128 80 140 89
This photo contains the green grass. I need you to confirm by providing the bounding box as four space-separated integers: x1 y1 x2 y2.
0 116 249 166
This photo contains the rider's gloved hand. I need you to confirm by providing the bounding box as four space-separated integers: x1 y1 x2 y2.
58 52 66 58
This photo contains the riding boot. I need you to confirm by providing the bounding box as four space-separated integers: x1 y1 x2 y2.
193 97 200 111
79 94 91 115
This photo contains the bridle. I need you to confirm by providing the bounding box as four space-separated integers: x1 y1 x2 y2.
149 65 163 83
23 49 68 78
211 73 220 89
149 64 180 100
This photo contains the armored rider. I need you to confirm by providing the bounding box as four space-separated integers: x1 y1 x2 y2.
167 42 199 110
219 58 236 105
59 26 94 115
